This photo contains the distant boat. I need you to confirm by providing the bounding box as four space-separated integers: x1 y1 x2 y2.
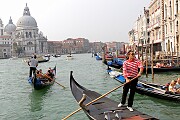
44 54 50 57
52 54 61 58
9 56 18 60
66 54 74 60
95 55 102 60
23 55 50 63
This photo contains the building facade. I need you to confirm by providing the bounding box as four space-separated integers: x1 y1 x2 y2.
128 0 180 58
0 4 48 58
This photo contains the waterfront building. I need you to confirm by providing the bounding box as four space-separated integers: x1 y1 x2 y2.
47 38 90 55
128 0 180 59
0 17 15 58
47 41 62 54
149 0 162 52
105 41 126 55
173 0 180 53
61 38 89 54
15 4 48 56
0 3 48 58
90 41 104 54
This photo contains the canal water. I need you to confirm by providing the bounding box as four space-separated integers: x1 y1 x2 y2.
0 53 179 120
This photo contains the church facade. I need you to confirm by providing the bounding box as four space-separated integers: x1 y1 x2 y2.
0 4 48 58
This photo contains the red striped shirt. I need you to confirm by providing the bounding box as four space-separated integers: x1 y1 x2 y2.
123 58 143 78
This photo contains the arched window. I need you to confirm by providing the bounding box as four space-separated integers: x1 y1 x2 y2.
176 0 178 14
27 42 33 45
170 22 172 33
29 32 32 38
165 4 167 19
26 32 28 38
170 1 172 17
176 21 179 32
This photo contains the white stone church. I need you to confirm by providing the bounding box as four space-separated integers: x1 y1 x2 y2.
0 3 48 58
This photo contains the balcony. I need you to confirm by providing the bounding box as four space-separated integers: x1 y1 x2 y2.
153 22 161 29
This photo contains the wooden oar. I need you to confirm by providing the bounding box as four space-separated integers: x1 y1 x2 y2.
139 81 165 93
43 74 66 89
62 76 138 120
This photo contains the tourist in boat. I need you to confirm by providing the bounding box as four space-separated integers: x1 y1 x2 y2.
118 50 143 112
44 68 54 81
175 78 180 94
28 55 38 78
36 69 44 79
168 80 177 93
156 62 161 68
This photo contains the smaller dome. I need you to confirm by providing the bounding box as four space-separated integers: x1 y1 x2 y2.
0 18 2 24
4 17 16 35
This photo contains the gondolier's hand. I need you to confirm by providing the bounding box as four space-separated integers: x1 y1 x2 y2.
137 72 142 77
126 78 131 83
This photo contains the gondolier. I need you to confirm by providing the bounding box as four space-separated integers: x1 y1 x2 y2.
28 55 38 78
118 50 144 111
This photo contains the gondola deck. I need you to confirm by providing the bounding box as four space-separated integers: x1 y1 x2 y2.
70 71 158 120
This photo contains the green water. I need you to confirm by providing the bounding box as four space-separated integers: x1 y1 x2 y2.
0 53 179 120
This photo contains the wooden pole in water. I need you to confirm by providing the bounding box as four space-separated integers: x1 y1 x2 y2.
145 44 148 78
177 43 179 66
144 7 148 78
141 40 143 61
151 40 154 81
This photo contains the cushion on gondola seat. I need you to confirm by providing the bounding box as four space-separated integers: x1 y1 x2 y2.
117 75 125 83
137 83 143 88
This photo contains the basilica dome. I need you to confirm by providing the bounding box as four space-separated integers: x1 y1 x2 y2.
4 17 16 34
16 4 37 27
17 16 37 27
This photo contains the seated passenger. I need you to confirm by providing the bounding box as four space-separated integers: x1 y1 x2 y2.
175 78 180 94
44 70 53 80
168 80 177 93
36 69 44 78
156 62 161 68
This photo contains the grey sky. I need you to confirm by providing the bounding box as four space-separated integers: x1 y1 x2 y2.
0 0 151 42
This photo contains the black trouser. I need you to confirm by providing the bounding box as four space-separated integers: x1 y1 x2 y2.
121 77 138 107
29 67 36 77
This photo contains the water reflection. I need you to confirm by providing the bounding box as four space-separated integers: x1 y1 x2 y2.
29 88 50 112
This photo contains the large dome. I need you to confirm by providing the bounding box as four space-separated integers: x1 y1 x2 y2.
16 4 37 27
4 17 16 34
17 16 37 27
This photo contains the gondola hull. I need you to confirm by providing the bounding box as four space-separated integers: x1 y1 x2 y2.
107 69 180 102
143 66 180 73
28 77 55 90
28 66 56 90
38 59 49 63
70 71 158 120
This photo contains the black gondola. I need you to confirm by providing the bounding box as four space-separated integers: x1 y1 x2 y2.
28 66 56 90
38 59 49 63
107 69 180 102
70 71 158 120
143 66 180 73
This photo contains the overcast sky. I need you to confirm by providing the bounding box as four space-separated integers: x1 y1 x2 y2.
0 0 151 42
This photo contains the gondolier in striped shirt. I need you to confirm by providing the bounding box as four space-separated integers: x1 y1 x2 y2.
118 50 144 112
